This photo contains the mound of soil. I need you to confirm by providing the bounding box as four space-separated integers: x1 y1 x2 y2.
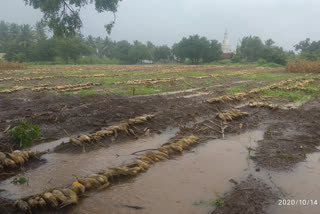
212 175 278 214
254 97 320 170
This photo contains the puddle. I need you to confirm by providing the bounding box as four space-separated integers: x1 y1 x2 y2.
4 126 317 214
66 130 264 214
0 129 178 199
31 137 70 152
266 151 320 214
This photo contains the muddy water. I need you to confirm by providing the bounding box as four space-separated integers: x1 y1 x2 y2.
0 129 178 199
267 151 320 214
31 137 70 152
67 130 264 214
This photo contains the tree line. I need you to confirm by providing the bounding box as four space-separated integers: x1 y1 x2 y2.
0 21 319 65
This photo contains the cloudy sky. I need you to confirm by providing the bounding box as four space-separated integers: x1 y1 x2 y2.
1 0 319 51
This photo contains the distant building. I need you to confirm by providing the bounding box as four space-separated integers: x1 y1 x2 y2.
221 30 234 59
221 30 231 53
139 60 153 64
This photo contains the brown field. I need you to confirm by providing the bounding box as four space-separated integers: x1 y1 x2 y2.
286 59 320 73
0 64 320 214
0 61 26 71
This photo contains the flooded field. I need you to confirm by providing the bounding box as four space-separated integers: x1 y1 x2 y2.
0 64 320 214
68 130 263 214
0 129 177 199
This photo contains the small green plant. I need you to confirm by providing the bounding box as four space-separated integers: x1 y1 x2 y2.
8 120 40 149
246 146 255 156
11 177 28 185
213 195 224 208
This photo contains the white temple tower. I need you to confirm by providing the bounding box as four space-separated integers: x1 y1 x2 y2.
222 30 231 53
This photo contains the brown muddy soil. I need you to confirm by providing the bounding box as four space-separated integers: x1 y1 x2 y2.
0 79 319 214
0 90 215 152
254 97 320 170
212 175 278 214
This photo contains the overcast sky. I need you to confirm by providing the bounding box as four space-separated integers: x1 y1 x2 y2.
1 0 320 51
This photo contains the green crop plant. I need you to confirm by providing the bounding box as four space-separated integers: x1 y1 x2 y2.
8 120 40 149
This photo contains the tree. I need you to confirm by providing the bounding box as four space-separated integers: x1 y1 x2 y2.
265 39 275 47
56 35 92 63
262 46 287 65
295 38 320 60
23 0 121 37
202 40 222 63
174 35 209 64
173 35 222 64
146 41 156 60
294 38 311 53
239 36 264 62
31 38 58 61
154 45 171 62
128 43 151 63
172 43 185 63
113 40 131 62
1 22 36 62
34 22 47 42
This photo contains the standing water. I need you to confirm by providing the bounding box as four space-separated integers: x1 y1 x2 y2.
67 130 264 214
0 129 177 199
267 150 320 214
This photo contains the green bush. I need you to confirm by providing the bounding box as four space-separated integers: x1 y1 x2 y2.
257 58 267 65
231 54 241 63
219 59 232 65
8 120 40 149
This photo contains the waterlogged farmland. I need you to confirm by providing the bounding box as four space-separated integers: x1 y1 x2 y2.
0 64 320 214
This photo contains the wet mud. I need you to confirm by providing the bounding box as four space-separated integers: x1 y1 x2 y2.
0 71 320 213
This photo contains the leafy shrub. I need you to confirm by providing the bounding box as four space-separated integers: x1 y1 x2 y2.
8 120 40 149
257 58 267 65
219 59 232 65
231 54 241 63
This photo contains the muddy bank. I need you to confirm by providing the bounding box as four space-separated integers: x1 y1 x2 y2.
254 97 320 170
212 175 277 214
210 97 320 214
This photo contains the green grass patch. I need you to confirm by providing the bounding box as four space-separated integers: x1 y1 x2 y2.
258 62 284 68
240 72 303 80
78 89 97 97
261 89 316 102
229 87 246 95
